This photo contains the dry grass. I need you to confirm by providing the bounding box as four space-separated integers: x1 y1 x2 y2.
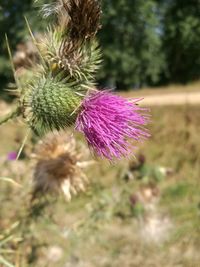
120 80 200 97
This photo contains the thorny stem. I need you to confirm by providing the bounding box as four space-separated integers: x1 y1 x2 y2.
0 106 21 126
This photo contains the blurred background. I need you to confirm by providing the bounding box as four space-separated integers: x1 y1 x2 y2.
0 1 200 267
0 0 200 91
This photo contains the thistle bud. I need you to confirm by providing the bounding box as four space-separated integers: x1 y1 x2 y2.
21 75 83 133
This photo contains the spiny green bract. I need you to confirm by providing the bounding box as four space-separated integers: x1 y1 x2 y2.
22 75 83 134
41 28 102 84
18 27 101 134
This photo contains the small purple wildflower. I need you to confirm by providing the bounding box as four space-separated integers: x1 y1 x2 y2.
75 90 150 160
7 151 17 161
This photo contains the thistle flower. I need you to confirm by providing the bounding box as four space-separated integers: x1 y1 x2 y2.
32 131 92 201
75 91 150 160
1 0 150 163
7 151 17 161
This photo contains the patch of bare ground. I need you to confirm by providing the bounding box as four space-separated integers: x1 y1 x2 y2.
120 81 200 106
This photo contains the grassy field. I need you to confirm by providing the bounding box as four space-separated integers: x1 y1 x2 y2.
0 93 200 267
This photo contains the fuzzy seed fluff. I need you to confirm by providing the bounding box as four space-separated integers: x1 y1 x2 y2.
32 131 92 201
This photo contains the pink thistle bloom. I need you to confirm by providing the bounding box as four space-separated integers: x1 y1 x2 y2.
75 90 150 160
7 151 17 161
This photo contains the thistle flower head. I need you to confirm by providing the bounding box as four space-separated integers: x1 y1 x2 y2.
75 91 150 160
7 151 17 161
32 131 92 201
2 0 151 164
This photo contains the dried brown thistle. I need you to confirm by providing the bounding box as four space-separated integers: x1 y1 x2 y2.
32 131 94 201
62 0 101 40
58 0 102 80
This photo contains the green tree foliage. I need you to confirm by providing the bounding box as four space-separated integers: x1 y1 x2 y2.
0 0 30 88
98 0 165 89
162 0 200 83
0 0 200 91
0 0 49 91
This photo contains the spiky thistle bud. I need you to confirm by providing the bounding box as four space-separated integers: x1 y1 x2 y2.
21 75 83 133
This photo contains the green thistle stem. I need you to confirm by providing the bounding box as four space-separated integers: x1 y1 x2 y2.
0 106 21 126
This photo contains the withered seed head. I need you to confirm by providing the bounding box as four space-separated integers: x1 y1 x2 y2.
32 131 93 201
62 0 101 40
